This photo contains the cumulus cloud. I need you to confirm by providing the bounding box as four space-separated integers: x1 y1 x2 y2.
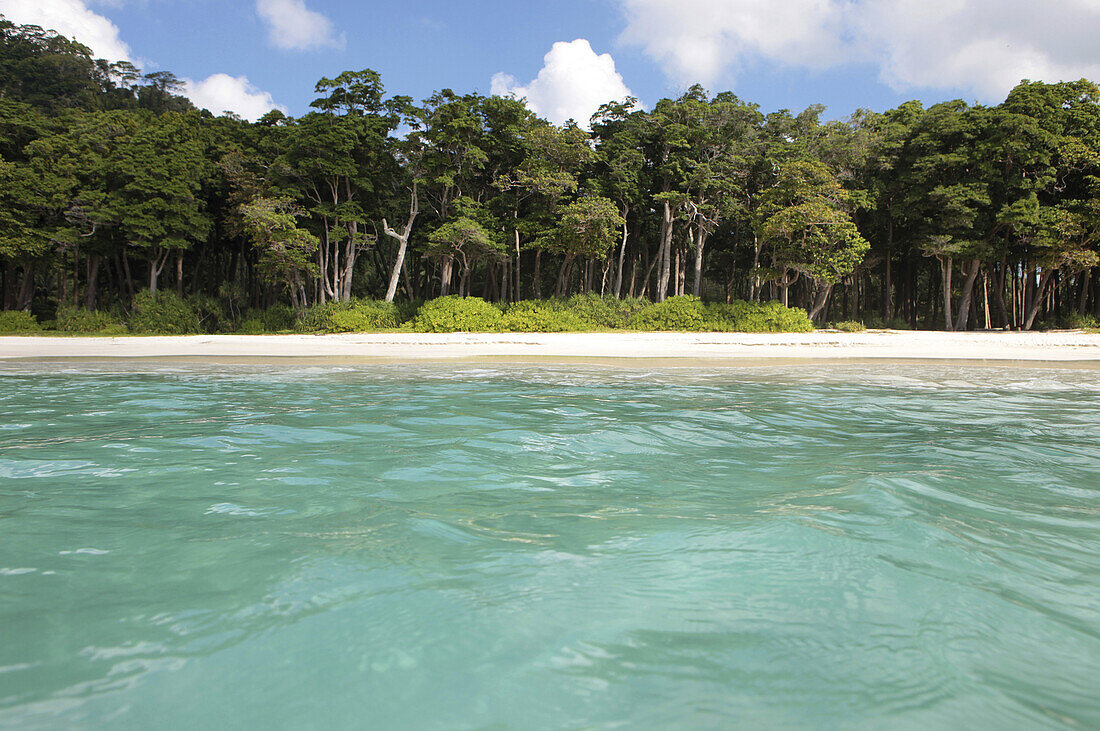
617 0 1100 100
183 74 286 122
857 0 1100 98
491 39 636 127
618 0 847 86
255 0 345 51
0 0 132 61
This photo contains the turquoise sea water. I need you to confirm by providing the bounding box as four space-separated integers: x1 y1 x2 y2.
0 362 1098 729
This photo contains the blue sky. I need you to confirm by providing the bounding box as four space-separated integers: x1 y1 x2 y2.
3 0 1099 123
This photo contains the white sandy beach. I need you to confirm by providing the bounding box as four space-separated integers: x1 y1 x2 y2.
1 330 1099 363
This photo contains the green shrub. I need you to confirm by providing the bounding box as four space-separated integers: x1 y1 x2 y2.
501 300 588 332
128 290 201 334
55 306 127 334
0 310 41 333
237 305 297 334
1064 312 1100 330
296 299 401 333
395 299 421 325
236 318 266 335
833 320 867 332
629 295 709 331
186 294 229 333
414 296 503 332
887 317 912 331
703 300 814 333
561 294 648 329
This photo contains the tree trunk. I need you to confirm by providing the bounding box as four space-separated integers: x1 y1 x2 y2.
382 182 419 302
750 235 762 302
1077 267 1093 315
691 224 708 298
940 256 954 330
555 256 572 298
85 254 101 310
533 250 542 299
175 254 184 298
1024 263 1036 325
982 269 992 330
121 253 135 298
671 246 681 298
614 208 629 298
656 200 673 302
16 265 34 311
514 223 522 301
1024 268 1055 330
953 259 981 332
992 260 1010 329
460 264 470 297
883 220 894 321
808 282 834 323
440 256 454 297
1094 272 1100 318
402 259 417 301
640 252 660 300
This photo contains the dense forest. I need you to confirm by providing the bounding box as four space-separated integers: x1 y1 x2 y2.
2 16 1100 332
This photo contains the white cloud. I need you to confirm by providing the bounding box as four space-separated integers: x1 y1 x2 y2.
0 0 132 61
255 0 345 51
491 39 636 127
617 0 1100 100
183 74 286 122
618 0 848 86
857 0 1100 98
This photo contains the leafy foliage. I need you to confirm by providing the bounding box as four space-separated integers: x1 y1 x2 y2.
414 296 503 332
55 306 126 333
629 296 709 331
705 300 815 333
496 295 645 331
238 197 319 308
0 310 40 332
296 299 403 333
0 19 1098 332
237 305 297 334
128 291 201 334
501 300 590 332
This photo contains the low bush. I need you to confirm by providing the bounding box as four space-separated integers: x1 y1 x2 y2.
237 305 297 334
395 299 422 325
0 310 41 332
296 299 402 333
705 300 815 333
55 306 127 334
887 317 912 330
864 314 912 330
562 294 648 329
629 295 709 331
832 320 867 332
186 294 230 333
128 290 201 334
414 296 503 332
1064 312 1100 331
501 300 589 332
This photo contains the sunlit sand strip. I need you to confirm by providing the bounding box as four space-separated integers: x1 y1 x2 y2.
2 331 1099 364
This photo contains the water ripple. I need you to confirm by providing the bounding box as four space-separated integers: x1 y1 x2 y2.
0 362 1097 728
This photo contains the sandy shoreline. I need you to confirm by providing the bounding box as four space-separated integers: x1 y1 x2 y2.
2 330 1099 364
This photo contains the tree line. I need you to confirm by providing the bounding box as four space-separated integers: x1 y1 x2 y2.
2 16 1099 330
